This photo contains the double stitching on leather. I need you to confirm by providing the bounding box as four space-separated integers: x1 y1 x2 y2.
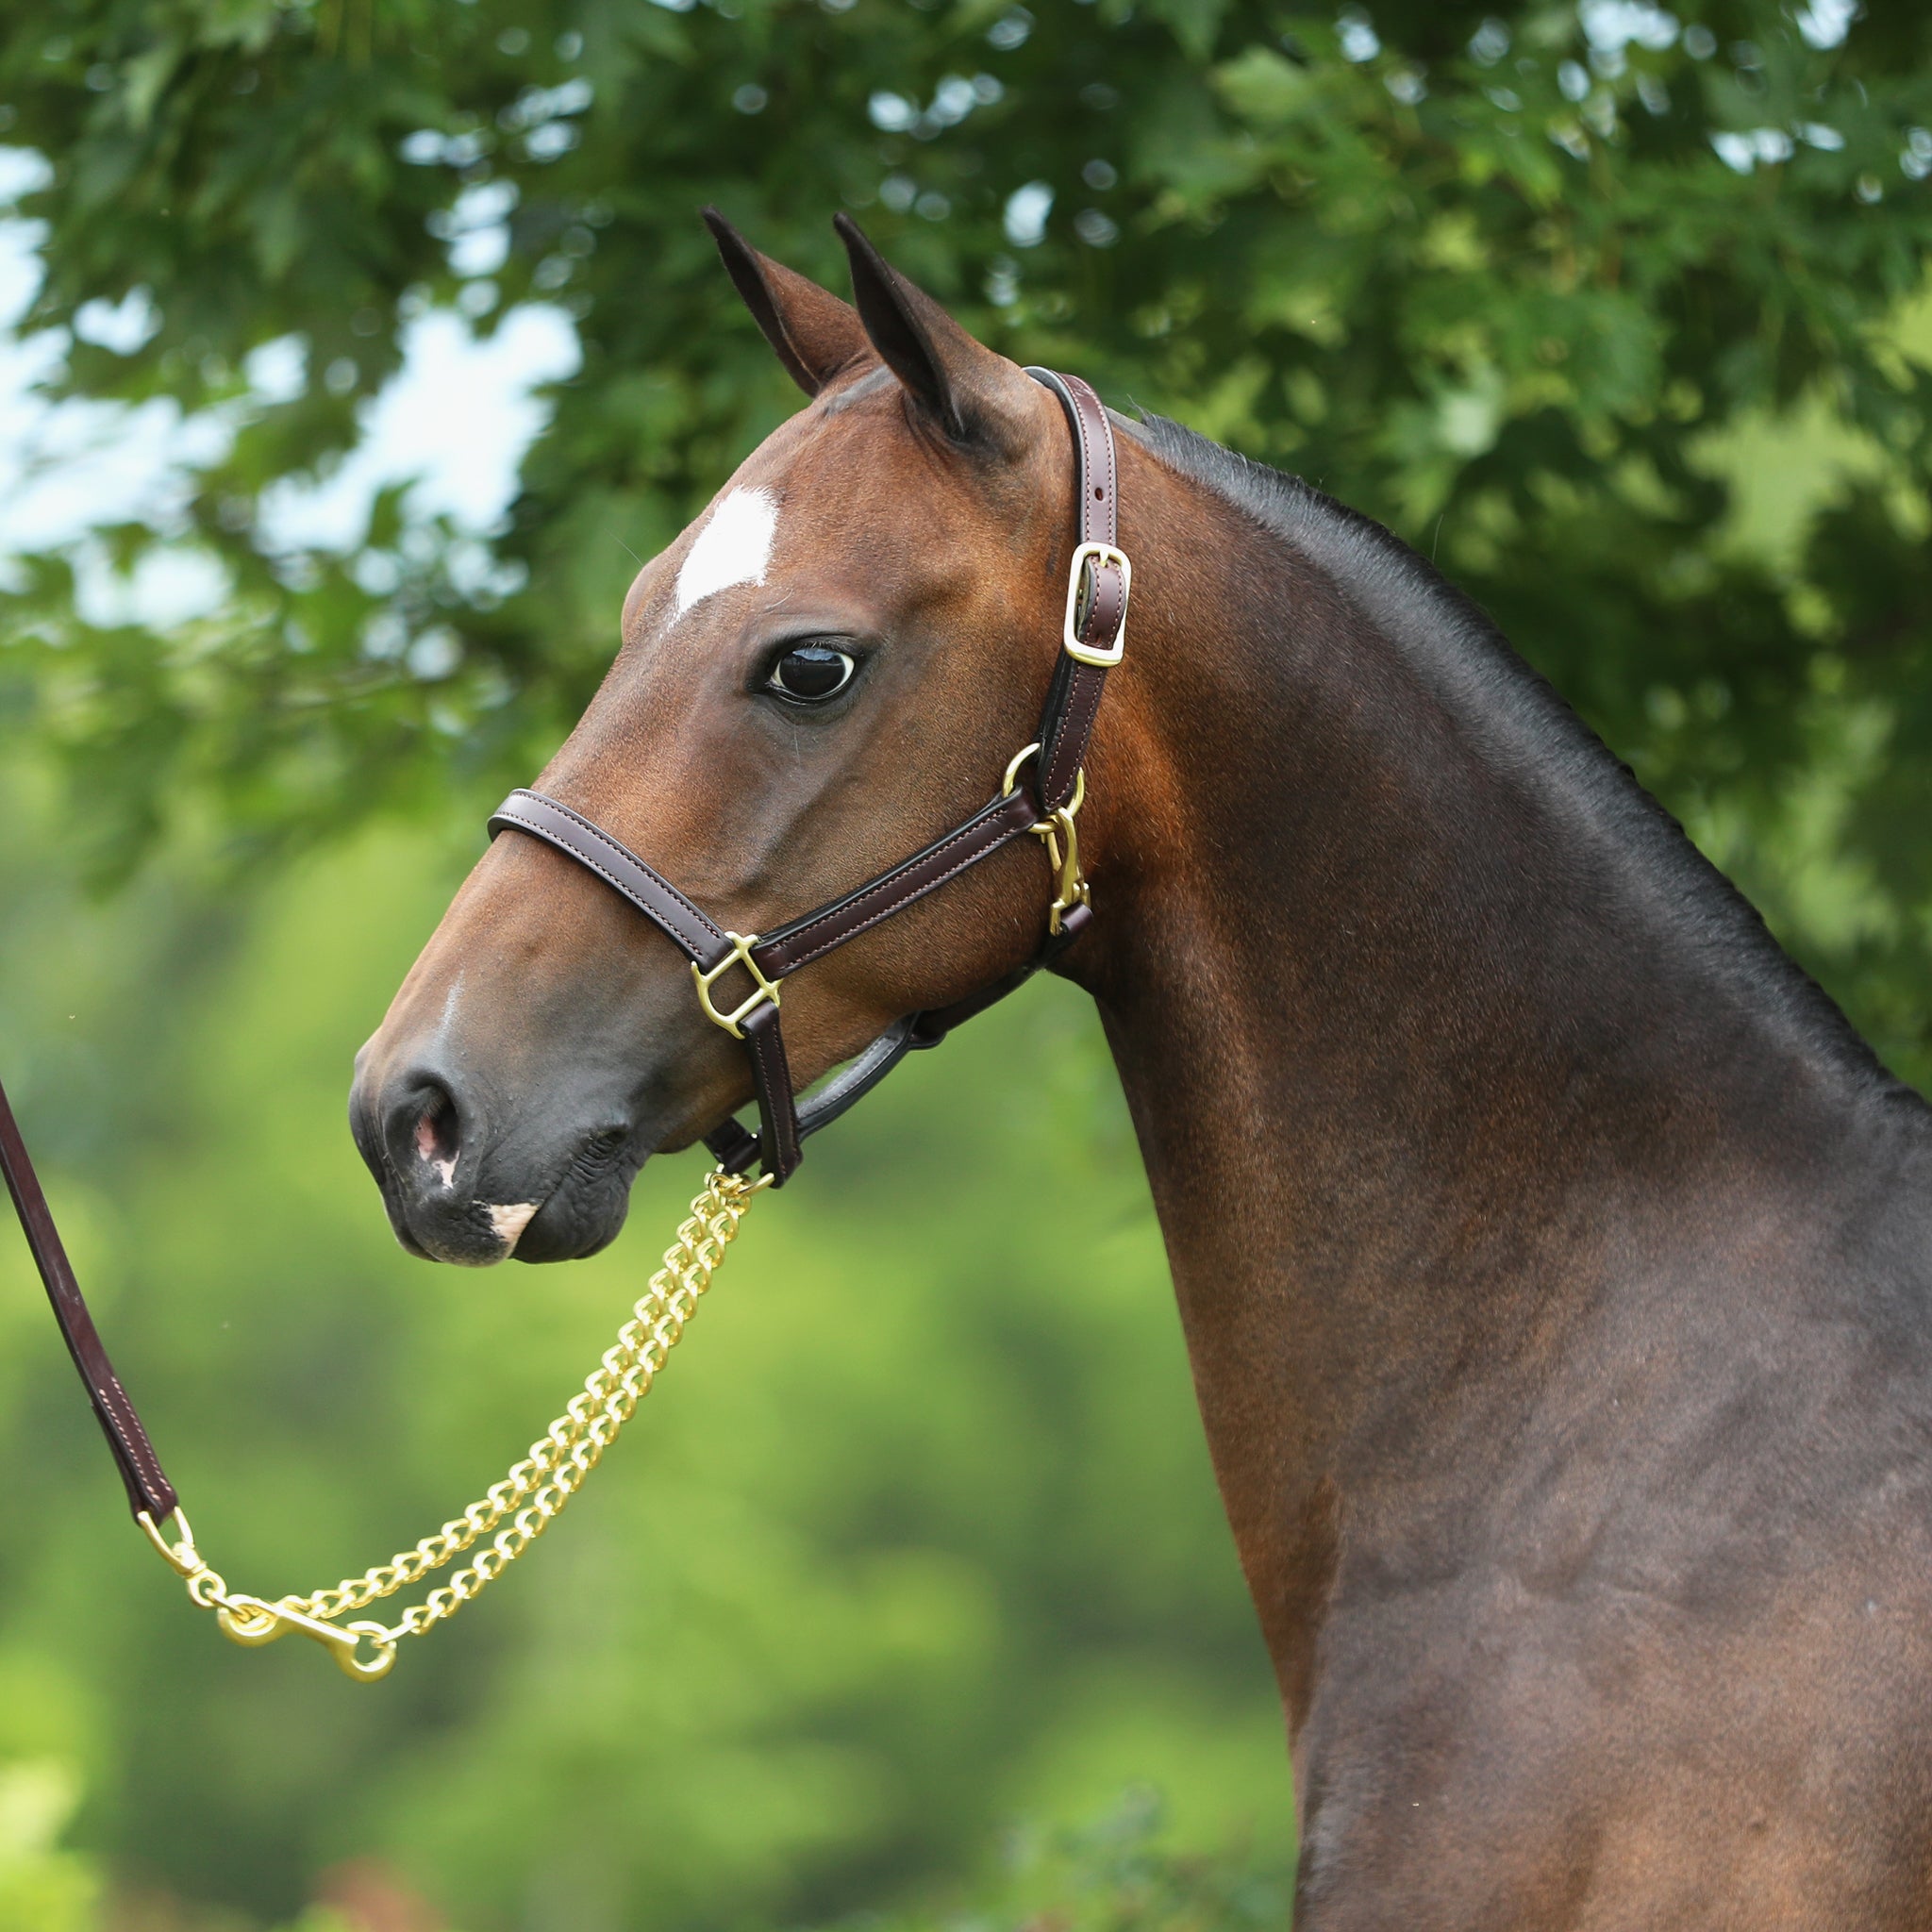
1042 660 1108 808
489 791 729 965
94 1375 175 1514
740 1004 800 1176
491 791 726 960
754 791 1037 977
503 821 715 964
1027 372 1121 813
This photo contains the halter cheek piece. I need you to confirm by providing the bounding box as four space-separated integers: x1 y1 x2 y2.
0 370 1127 1681
487 369 1129 1188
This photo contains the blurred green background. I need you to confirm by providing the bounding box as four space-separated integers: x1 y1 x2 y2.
1 0 1929 1926
0 761 1288 1931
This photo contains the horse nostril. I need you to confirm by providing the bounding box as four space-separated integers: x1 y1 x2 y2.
408 1082 462 1189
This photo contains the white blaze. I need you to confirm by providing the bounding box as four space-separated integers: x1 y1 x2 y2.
675 486 778 618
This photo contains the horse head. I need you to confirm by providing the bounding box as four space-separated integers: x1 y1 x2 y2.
349 214 1108 1264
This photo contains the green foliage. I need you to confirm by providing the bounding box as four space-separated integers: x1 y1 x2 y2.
0 1760 100 1932
0 0 1929 1074
857 1790 1290 1932
0 1749 1284 1932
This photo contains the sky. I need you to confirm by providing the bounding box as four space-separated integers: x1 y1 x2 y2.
0 144 580 624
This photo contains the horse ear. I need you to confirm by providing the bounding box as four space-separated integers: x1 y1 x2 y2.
703 208 868 398
832 212 1016 445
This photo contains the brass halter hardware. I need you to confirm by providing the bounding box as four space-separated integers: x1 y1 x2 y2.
1003 748 1090 937
691 932 784 1037
1001 741 1045 797
1039 806 1089 937
1063 541 1131 667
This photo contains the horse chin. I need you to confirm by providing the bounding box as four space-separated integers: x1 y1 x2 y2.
507 1179 632 1264
364 1166 633 1268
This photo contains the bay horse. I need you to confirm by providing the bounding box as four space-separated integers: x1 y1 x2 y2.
350 213 1932 1926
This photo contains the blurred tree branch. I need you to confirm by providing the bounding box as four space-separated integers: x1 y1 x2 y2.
0 0 1928 1070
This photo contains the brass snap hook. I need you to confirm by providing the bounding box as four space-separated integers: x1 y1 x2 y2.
215 1594 399 1681
1037 805 1090 935
1004 747 1091 936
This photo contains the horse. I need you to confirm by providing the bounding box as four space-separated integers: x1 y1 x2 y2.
349 212 1932 1927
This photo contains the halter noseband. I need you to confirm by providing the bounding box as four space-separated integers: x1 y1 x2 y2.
486 369 1130 1187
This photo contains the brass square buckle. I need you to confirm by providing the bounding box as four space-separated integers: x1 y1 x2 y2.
1063 541 1131 668
691 933 783 1038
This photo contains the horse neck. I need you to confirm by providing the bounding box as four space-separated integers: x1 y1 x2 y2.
1074 429 1899 1715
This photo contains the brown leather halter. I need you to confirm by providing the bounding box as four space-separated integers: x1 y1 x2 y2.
1 366 1125 1524
486 368 1127 1188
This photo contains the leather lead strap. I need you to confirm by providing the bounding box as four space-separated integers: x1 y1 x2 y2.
0 1074 177 1521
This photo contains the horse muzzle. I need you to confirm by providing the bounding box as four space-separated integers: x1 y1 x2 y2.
348 1049 642 1266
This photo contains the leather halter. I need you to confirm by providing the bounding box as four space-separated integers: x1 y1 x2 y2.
487 369 1129 1188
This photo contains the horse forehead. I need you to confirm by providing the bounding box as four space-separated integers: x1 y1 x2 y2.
626 391 993 640
664 411 933 610
660 410 840 583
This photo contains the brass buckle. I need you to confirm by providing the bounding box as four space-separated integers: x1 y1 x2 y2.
691 933 782 1038
1063 541 1130 668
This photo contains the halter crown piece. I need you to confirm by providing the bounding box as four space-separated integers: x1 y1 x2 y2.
0 371 1128 1679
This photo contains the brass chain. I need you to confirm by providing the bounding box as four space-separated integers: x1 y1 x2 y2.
137 1167 766 1681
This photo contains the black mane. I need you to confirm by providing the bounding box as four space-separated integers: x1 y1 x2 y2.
1127 409 1908 1103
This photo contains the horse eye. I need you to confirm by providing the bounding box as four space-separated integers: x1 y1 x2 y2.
766 643 857 703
